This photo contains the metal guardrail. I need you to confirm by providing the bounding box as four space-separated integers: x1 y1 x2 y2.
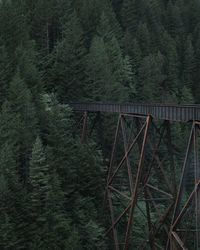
68 102 200 122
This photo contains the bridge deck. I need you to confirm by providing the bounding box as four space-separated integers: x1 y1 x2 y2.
68 102 200 122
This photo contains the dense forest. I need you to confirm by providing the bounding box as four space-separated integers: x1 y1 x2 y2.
0 0 200 249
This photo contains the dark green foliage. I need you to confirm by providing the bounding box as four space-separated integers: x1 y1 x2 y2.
0 41 12 104
49 11 87 101
0 0 199 248
86 36 114 101
0 0 29 56
29 137 49 209
121 0 138 34
136 22 151 56
183 36 195 89
137 52 166 103
0 143 29 249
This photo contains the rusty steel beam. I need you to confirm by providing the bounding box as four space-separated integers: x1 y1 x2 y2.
171 231 187 249
144 188 154 249
120 116 134 195
146 184 173 198
171 181 200 229
170 123 194 224
100 115 121 224
194 124 200 249
165 121 176 195
108 185 131 201
108 189 119 250
105 202 132 236
123 116 150 250
109 120 146 185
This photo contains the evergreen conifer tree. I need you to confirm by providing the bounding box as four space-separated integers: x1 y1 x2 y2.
0 0 29 55
8 72 38 183
0 176 17 250
121 0 138 34
28 136 49 249
86 36 113 101
161 31 180 102
0 40 12 105
43 171 70 249
50 11 87 101
0 143 29 249
137 52 166 103
136 22 151 56
183 36 195 89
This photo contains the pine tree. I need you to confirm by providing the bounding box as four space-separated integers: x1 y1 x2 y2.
123 55 136 100
50 11 87 101
7 72 38 183
0 212 17 250
15 43 44 102
0 0 29 55
0 40 13 105
43 94 75 189
0 143 29 249
121 0 138 34
145 0 165 49
122 34 141 94
43 172 70 249
183 36 195 89
0 175 17 250
193 23 200 102
185 0 200 33
25 0 60 54
136 22 151 56
97 11 115 44
160 31 180 101
165 0 184 39
72 0 103 43
86 36 113 101
42 95 105 248
28 136 49 248
137 51 166 103
29 136 49 209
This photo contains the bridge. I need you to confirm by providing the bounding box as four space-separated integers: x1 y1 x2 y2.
69 102 200 250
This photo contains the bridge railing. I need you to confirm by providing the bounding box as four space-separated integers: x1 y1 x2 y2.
68 102 200 122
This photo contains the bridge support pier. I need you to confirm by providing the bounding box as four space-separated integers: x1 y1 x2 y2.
101 113 177 249
73 108 200 249
168 121 200 250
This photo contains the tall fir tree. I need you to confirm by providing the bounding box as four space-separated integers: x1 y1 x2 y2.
28 136 49 249
183 36 195 90
137 51 166 103
0 40 13 105
86 36 113 101
50 11 87 101
7 72 38 183
161 31 180 102
0 143 29 249
136 22 151 57
0 0 29 55
121 0 138 34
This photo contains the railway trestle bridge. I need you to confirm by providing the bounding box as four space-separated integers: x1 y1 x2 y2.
68 102 200 250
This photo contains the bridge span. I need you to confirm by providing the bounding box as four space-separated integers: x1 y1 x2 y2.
69 102 200 250
69 102 200 122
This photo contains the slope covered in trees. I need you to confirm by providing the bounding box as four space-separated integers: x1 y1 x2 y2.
0 0 200 249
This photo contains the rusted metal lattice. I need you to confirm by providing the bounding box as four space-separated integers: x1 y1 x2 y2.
70 102 200 250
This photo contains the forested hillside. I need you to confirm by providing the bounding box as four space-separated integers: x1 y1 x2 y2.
0 0 200 249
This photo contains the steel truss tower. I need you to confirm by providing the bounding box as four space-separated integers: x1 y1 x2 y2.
71 102 200 250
